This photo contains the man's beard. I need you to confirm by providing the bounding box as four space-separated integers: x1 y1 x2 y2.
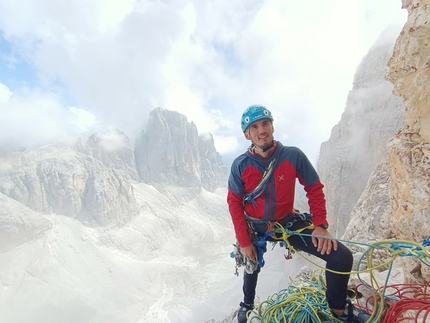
254 140 274 153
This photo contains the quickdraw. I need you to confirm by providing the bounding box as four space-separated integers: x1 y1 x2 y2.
230 242 258 276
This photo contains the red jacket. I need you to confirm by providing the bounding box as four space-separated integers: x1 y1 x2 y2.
227 141 328 247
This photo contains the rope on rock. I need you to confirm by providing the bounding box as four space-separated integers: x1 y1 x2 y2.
248 225 430 323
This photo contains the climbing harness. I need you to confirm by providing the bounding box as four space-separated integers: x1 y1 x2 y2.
230 212 314 275
246 212 313 268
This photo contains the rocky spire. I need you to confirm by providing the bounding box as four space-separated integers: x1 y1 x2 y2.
134 107 227 192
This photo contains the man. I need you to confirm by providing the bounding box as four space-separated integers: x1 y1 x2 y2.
227 105 365 323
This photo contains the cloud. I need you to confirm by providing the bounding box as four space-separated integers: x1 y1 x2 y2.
0 84 97 151
213 135 239 156
0 83 11 103
0 0 407 165
69 106 97 133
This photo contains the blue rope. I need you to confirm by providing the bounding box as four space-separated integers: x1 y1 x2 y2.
253 281 331 323
246 229 430 323
422 235 430 247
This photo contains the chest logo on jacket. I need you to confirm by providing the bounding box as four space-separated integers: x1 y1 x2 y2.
278 175 284 181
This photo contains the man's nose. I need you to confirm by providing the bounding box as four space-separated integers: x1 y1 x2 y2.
257 126 266 133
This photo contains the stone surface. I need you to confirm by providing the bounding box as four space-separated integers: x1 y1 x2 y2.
343 163 393 245
0 145 139 226
0 192 53 252
387 0 430 142
78 128 139 181
385 0 430 282
198 133 228 192
317 25 405 237
135 107 227 193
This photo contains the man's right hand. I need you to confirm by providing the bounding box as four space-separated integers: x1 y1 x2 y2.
240 244 257 262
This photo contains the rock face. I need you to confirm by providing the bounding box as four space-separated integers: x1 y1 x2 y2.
0 145 139 226
199 133 228 192
343 163 393 247
135 108 228 192
341 0 430 284
0 192 53 252
0 108 227 228
385 0 430 282
317 25 405 237
78 129 139 181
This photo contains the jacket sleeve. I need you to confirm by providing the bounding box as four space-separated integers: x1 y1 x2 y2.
294 149 328 227
227 162 252 248
302 180 327 226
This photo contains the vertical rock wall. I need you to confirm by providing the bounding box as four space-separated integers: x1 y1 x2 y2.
386 0 430 281
135 107 227 192
317 26 405 237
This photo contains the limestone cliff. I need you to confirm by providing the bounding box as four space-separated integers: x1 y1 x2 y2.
317 25 405 237
385 0 430 282
198 133 228 192
0 145 139 226
135 107 228 193
79 129 139 181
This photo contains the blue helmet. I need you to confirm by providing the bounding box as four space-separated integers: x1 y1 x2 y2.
241 105 273 132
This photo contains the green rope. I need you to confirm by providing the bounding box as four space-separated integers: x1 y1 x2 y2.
247 228 430 323
250 273 336 323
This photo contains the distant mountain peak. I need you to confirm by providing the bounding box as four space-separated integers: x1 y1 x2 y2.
135 107 227 192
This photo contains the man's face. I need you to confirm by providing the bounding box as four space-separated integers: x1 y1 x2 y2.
244 118 274 150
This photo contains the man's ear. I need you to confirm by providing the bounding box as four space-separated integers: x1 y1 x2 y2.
244 131 250 140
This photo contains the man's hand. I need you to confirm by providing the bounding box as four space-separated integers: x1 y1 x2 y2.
240 244 257 262
311 226 338 255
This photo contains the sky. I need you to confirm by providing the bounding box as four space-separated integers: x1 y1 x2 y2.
0 0 407 166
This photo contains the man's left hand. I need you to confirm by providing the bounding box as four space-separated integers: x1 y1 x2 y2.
311 226 338 255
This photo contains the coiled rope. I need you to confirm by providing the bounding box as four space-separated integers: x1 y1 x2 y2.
250 272 332 323
246 224 430 323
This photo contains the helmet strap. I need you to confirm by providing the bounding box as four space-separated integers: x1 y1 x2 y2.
261 141 274 152
250 140 274 154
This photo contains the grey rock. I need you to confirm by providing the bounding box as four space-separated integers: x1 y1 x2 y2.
317 25 405 237
135 107 227 192
77 128 139 181
343 162 393 245
0 192 53 252
198 133 228 192
0 145 139 226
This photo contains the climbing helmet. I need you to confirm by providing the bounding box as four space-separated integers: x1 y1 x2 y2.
241 105 273 132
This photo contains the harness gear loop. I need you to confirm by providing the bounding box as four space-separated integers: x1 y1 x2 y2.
243 212 314 269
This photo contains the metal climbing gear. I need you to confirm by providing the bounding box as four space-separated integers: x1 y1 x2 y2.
231 242 259 276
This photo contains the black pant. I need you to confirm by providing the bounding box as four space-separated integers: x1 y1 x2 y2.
242 222 353 310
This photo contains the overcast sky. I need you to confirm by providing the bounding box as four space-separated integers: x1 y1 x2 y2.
0 0 407 166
